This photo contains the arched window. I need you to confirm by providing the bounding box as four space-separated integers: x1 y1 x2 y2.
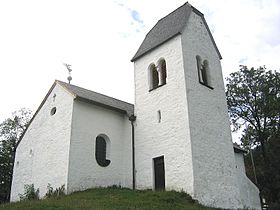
148 63 159 91
95 135 111 167
158 59 167 86
148 59 167 91
201 60 209 85
196 55 212 89
196 55 203 81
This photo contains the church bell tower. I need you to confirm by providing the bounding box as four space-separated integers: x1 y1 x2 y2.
131 3 244 209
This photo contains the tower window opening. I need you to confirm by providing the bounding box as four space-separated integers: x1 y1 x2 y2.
148 63 159 91
148 58 167 91
196 56 213 89
201 60 209 85
158 59 167 86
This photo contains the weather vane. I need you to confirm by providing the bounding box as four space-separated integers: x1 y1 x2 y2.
63 63 72 84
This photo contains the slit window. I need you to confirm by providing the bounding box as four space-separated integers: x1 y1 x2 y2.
157 110 161 123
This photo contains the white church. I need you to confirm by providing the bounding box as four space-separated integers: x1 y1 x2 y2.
11 3 261 209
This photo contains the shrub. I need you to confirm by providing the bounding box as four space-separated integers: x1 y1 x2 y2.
19 184 39 201
108 185 121 189
45 184 65 198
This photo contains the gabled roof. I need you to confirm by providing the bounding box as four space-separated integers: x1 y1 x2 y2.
131 2 222 62
56 80 134 116
16 80 134 149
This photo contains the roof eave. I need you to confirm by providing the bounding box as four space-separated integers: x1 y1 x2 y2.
233 145 247 154
75 96 133 116
131 3 222 62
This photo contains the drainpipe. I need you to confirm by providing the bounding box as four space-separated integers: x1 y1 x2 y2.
129 114 136 190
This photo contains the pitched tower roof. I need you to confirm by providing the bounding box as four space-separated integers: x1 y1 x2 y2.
131 2 222 61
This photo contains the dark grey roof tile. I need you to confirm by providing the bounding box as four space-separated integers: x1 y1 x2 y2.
131 3 222 61
57 80 134 116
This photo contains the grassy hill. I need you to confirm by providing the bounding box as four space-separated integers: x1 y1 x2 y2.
0 187 217 210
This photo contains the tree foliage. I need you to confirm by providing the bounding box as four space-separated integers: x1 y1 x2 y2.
244 135 280 207
0 108 32 203
226 65 280 157
226 65 280 206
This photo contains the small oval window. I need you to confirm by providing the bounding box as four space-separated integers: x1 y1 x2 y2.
50 107 56 116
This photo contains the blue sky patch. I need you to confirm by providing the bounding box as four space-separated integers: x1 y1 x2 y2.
130 10 143 24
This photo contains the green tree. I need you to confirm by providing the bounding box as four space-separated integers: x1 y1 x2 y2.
226 65 280 206
0 108 32 203
244 135 280 207
226 65 280 158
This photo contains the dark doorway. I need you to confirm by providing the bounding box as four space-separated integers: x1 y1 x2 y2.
154 156 165 190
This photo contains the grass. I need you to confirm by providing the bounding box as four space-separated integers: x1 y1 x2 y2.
0 187 217 210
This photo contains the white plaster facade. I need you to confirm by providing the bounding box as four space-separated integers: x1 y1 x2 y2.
11 3 261 210
11 84 73 200
67 100 132 193
11 83 132 201
134 35 194 194
235 152 261 210
181 12 242 208
133 6 261 210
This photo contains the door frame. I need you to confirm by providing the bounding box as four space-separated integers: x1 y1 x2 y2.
153 155 165 190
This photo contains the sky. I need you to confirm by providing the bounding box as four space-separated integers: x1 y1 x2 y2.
0 0 280 133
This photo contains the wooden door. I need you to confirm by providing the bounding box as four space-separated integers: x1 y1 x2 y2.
154 156 165 190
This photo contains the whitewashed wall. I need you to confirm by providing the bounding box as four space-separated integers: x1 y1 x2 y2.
235 153 261 210
134 35 194 195
181 11 261 210
10 83 73 201
181 11 242 209
67 100 132 193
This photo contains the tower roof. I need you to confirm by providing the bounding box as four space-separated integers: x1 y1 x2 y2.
131 2 222 62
